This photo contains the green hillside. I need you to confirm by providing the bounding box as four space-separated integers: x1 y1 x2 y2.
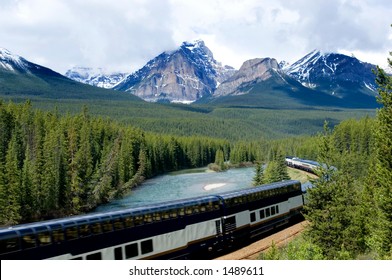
0 68 141 101
203 73 376 109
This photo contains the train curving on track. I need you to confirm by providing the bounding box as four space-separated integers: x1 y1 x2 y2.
0 180 304 260
285 156 320 174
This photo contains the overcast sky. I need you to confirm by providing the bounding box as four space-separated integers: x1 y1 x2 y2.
1 0 391 74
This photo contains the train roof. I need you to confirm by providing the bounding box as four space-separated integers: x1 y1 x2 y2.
285 157 320 166
217 180 300 199
0 180 301 233
0 194 220 232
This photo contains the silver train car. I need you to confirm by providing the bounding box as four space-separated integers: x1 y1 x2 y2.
0 180 303 260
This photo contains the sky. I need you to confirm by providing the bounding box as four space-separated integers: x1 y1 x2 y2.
1 0 391 74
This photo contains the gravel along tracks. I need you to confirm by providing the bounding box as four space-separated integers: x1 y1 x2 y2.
214 221 308 260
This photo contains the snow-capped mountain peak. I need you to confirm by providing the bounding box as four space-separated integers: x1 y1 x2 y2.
65 66 128 89
285 49 378 99
0 48 31 73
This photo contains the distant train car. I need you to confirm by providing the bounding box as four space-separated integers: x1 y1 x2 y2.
285 157 320 174
0 180 303 260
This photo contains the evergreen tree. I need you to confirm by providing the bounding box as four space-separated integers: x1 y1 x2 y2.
262 146 290 184
253 162 264 186
304 122 366 259
366 49 392 257
214 149 226 171
2 134 22 225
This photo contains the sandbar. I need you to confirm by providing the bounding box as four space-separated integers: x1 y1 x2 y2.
203 183 226 191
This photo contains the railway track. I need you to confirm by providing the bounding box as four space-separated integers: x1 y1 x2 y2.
214 221 308 260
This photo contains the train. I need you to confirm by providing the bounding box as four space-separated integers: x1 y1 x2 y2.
285 156 320 174
0 180 304 260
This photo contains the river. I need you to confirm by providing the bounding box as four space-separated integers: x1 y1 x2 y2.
93 167 256 213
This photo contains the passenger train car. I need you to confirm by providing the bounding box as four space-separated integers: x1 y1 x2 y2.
0 180 303 260
285 157 320 174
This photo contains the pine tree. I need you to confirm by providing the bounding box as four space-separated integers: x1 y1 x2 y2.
262 146 290 184
214 149 226 171
304 122 366 258
253 162 264 186
2 134 22 225
367 49 392 257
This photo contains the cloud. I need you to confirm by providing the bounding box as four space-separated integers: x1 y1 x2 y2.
0 0 391 73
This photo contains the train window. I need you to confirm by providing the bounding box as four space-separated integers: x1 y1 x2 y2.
102 220 113 232
114 247 123 260
152 212 161 221
134 215 144 226
125 243 138 259
86 252 102 260
275 205 279 214
0 237 20 253
65 226 78 241
271 206 276 215
192 206 199 214
250 212 256 222
22 234 36 249
170 209 178 218
178 208 185 216
52 229 64 243
200 203 206 212
161 211 170 220
185 207 193 215
113 218 124 230
204 201 213 212
259 209 265 219
91 223 102 235
265 208 271 217
38 231 51 246
141 239 153 255
124 216 134 228
79 224 91 238
144 214 153 224
71 257 82 260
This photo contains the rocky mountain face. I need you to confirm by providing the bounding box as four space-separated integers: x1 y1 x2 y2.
284 50 377 98
113 40 235 103
213 57 282 97
209 50 379 108
65 67 128 89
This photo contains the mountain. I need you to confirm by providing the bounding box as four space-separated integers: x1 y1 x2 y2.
205 50 379 108
113 40 235 103
205 57 347 108
284 50 378 106
213 57 281 97
65 67 128 89
0 48 140 101
0 47 67 77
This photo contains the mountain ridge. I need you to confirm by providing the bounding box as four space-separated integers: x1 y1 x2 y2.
0 48 141 101
2 44 381 108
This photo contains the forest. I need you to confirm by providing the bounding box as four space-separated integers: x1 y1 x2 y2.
0 101 235 223
0 51 391 260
